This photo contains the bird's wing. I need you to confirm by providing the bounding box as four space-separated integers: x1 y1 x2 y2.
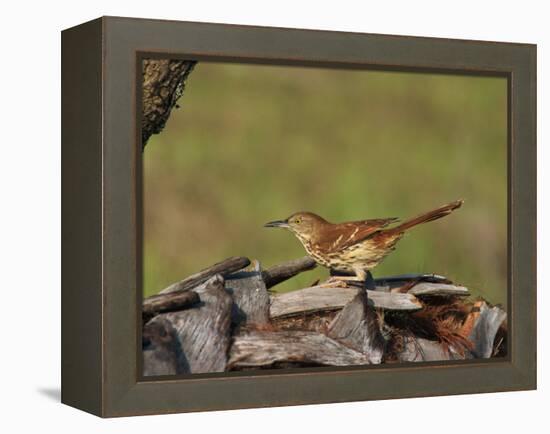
319 217 399 252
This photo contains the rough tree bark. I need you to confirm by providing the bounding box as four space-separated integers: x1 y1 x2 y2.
142 59 196 147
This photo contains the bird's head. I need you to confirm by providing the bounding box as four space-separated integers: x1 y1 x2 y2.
264 212 327 241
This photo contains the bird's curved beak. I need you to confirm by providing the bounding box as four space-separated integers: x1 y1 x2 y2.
264 219 289 228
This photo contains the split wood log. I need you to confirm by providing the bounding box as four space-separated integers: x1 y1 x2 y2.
395 336 471 363
159 256 250 294
228 330 370 369
375 273 452 285
349 290 423 312
261 256 317 289
328 290 385 364
142 289 200 322
406 282 470 297
333 270 452 286
269 285 422 319
142 59 196 146
225 261 270 327
146 275 233 374
467 301 507 358
142 317 180 376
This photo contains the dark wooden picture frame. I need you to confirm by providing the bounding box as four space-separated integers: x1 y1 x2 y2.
61 16 536 417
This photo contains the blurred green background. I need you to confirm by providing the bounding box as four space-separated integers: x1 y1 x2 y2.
143 62 507 306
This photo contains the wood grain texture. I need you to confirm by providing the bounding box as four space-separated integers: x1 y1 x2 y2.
407 282 470 297
225 261 270 327
467 302 507 358
365 290 422 310
228 330 370 368
269 285 422 319
394 336 471 363
327 290 385 364
148 275 232 374
159 256 250 294
375 273 452 285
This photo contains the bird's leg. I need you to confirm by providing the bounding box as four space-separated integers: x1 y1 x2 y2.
323 269 362 287
364 270 376 290
353 268 375 290
322 275 360 288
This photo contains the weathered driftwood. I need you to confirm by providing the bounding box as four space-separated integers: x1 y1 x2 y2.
146 275 232 374
407 282 470 297
142 317 180 376
225 261 270 327
262 256 317 289
467 301 507 358
269 285 422 319
142 289 200 322
159 256 250 294
142 258 507 373
328 290 385 364
394 336 471 363
269 286 355 319
228 330 370 369
142 59 196 146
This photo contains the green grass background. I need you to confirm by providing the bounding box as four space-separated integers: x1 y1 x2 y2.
143 62 507 306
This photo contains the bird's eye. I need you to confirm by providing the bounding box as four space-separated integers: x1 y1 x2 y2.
295 218 302 224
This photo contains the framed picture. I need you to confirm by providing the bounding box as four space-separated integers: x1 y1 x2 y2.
61 16 536 417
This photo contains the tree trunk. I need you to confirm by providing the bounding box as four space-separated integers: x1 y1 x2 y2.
141 59 196 147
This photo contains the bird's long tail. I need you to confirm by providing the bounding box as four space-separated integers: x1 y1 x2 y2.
388 200 464 234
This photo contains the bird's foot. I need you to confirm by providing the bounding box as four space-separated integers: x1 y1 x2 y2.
321 275 361 288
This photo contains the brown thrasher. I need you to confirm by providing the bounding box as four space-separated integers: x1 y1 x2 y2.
264 200 463 282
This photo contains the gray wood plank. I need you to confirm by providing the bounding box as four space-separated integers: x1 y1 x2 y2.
269 285 422 319
407 282 470 297
368 290 422 310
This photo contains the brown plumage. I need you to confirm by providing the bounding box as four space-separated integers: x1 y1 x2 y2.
264 200 463 281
